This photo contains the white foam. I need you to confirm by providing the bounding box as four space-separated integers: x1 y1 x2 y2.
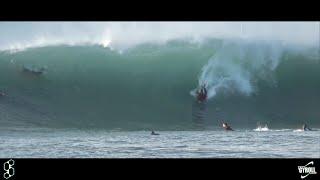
254 125 270 132
192 40 286 99
293 129 304 132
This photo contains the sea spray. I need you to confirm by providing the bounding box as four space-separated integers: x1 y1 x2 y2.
192 40 284 100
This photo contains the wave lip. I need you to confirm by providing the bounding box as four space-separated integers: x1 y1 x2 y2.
0 22 319 52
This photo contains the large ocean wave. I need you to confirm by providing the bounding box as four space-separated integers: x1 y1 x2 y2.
0 38 319 130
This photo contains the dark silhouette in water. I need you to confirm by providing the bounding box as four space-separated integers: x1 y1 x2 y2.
222 122 234 131
196 84 207 103
0 91 6 97
22 65 46 75
302 123 312 131
151 131 159 135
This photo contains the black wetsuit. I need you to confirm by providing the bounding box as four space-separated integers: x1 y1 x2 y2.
224 126 233 131
197 87 207 102
151 131 159 135
223 123 234 131
303 125 312 131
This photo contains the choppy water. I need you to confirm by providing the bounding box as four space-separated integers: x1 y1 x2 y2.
0 128 319 158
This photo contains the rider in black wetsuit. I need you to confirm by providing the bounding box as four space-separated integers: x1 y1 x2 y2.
196 84 207 103
0 91 6 97
302 124 312 131
222 122 234 131
23 66 46 75
151 131 159 135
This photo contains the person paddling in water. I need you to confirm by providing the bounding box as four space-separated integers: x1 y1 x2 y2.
196 84 207 103
23 65 46 75
0 91 6 97
222 122 234 131
302 123 312 131
151 131 159 135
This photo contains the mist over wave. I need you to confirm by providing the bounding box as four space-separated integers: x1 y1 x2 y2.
0 22 319 52
191 40 284 99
